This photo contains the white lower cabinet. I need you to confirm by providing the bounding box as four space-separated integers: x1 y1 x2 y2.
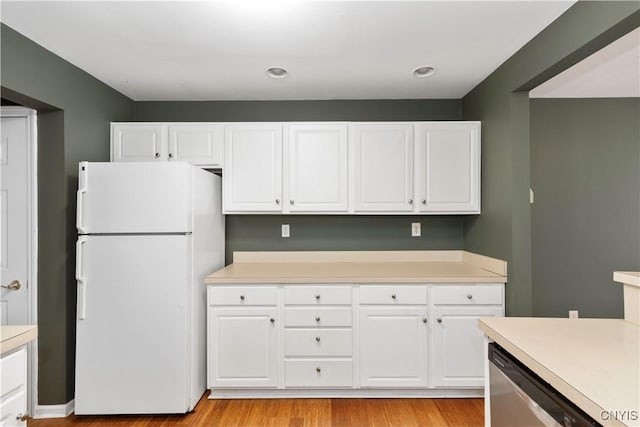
358 306 428 387
0 347 27 426
208 304 279 388
207 283 504 394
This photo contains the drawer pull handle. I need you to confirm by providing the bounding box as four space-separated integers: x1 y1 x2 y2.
422 199 427 204
168 153 174 159
423 318 428 323
408 199 413 204
315 336 321 342
275 198 280 204
17 414 28 421
270 318 275 324
315 294 321 300
315 316 321 322
466 293 473 299
437 318 442 323
316 367 321 373
240 295 245 301
154 152 160 158
391 293 397 299
290 199 295 205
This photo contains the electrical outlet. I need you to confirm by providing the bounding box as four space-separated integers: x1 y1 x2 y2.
569 310 579 319
281 224 290 238
530 188 535 204
411 222 421 237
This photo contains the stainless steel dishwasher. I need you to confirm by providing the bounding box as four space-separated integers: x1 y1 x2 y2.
488 343 600 427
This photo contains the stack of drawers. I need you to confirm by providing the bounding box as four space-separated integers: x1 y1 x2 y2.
283 286 353 388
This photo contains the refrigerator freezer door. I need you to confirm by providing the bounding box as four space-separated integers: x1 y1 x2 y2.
75 234 192 414
77 162 192 234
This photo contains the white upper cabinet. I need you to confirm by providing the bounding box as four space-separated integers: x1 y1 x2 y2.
285 124 348 212
416 122 480 214
224 124 282 213
352 124 414 212
111 123 223 167
111 123 166 162
168 124 223 167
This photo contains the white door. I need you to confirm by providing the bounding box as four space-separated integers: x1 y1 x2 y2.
208 307 278 388
77 162 192 234
168 124 223 167
0 109 34 326
224 124 282 212
432 306 502 387
358 307 428 387
285 124 348 212
416 122 480 213
111 123 167 162
352 123 414 212
75 234 190 414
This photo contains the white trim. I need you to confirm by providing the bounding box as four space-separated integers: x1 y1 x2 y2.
1 107 39 419
208 388 483 399
34 400 74 419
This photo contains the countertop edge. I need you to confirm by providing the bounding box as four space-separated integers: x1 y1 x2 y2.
205 276 507 284
0 325 38 356
478 320 624 427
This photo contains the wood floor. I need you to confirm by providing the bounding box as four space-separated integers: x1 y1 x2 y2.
29 394 484 427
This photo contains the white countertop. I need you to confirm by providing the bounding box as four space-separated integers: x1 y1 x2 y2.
614 271 640 288
206 250 507 284
479 317 640 427
0 325 37 356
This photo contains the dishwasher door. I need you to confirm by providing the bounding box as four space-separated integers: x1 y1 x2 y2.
488 344 599 427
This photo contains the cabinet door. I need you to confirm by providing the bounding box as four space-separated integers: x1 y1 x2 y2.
416 123 480 213
111 123 167 162
208 307 278 388
358 307 428 387
285 124 348 212
224 124 282 212
168 124 223 167
432 306 502 387
352 124 414 212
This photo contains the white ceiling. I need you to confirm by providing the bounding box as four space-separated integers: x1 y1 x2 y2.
0 1 576 101
530 27 640 98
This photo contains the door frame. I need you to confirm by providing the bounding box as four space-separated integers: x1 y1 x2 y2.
1 106 38 416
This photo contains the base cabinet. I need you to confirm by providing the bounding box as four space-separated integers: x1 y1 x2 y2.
0 347 28 426
207 283 504 395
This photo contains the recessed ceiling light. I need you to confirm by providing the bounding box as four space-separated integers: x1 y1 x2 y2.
413 65 437 78
266 66 289 79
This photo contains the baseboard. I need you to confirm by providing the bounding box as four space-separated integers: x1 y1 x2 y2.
34 399 74 419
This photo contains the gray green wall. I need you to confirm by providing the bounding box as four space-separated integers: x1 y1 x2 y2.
462 2 639 316
134 100 464 264
530 98 640 318
1 24 134 404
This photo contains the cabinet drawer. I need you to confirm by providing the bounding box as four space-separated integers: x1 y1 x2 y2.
431 285 503 305
285 307 352 327
0 390 27 425
284 286 352 305
359 285 427 305
285 330 352 356
209 286 278 306
285 359 353 388
1 348 26 398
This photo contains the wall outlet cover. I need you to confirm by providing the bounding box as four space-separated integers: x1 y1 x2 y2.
281 224 290 238
569 310 579 319
411 222 421 237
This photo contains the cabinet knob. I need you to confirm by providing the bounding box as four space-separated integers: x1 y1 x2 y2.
290 200 295 205
315 336 321 342
466 293 473 299
270 318 275 323
16 414 27 421
240 295 245 301
154 152 160 158
391 293 397 299
168 153 174 159
315 294 321 300
422 199 427 204
316 367 321 373
437 318 442 323
275 199 280 204
408 199 413 204
315 316 321 322
423 318 428 323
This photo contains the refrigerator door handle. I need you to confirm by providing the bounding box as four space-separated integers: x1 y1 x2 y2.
76 237 87 320
77 162 88 233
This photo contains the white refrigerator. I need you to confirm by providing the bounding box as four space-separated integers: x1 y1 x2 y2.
74 161 224 415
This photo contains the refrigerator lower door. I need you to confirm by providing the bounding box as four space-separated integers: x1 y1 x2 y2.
75 234 192 414
77 162 193 234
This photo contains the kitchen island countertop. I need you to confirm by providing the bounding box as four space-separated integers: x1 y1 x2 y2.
0 325 37 356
